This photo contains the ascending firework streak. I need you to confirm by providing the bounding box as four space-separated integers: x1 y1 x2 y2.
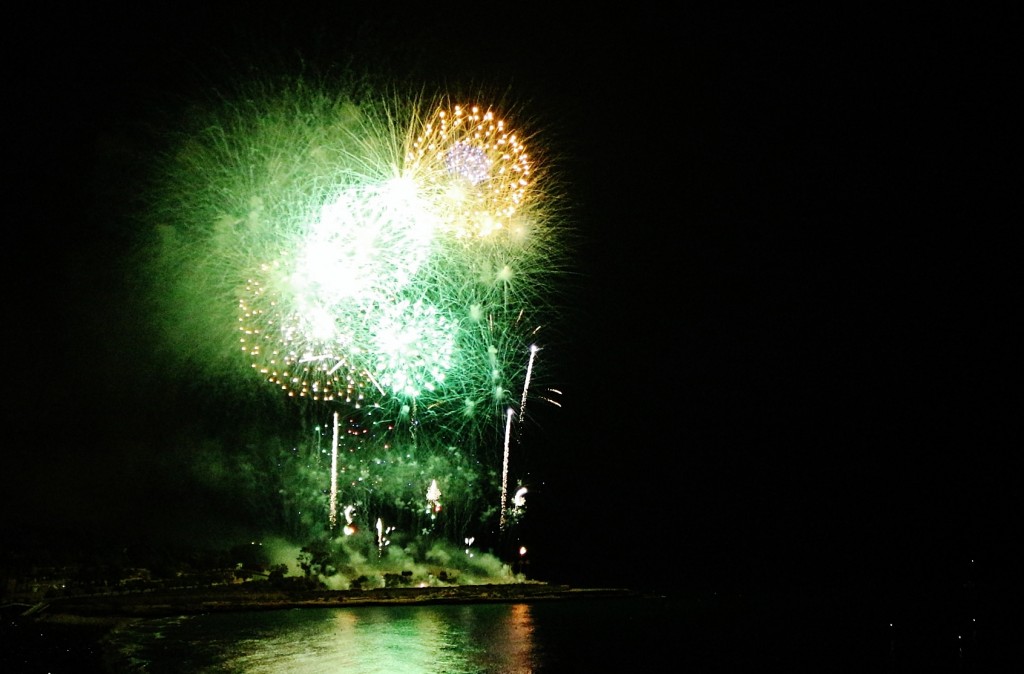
329 411 340 529
518 344 539 439
499 407 514 530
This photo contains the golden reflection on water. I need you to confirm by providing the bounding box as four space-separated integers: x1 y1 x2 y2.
501 603 536 664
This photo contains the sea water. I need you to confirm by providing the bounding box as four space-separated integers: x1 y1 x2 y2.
101 596 680 673
81 586 1011 672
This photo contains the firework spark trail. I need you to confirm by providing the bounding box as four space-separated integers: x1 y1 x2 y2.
518 344 539 440
330 411 339 530
499 407 514 530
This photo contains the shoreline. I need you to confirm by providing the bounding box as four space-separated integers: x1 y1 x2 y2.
28 581 647 621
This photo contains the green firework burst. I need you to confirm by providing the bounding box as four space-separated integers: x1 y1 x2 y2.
144 71 572 544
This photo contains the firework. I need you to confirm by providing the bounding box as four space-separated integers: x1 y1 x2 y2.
145 74 570 552
406 104 532 241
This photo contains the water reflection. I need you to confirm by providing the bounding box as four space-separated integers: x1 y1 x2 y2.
112 603 539 673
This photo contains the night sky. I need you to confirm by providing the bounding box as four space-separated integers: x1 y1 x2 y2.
4 5 1017 594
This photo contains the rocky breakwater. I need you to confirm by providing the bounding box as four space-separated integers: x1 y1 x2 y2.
35 582 640 619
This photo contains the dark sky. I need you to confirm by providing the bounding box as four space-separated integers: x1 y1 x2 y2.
4 5 1017 591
